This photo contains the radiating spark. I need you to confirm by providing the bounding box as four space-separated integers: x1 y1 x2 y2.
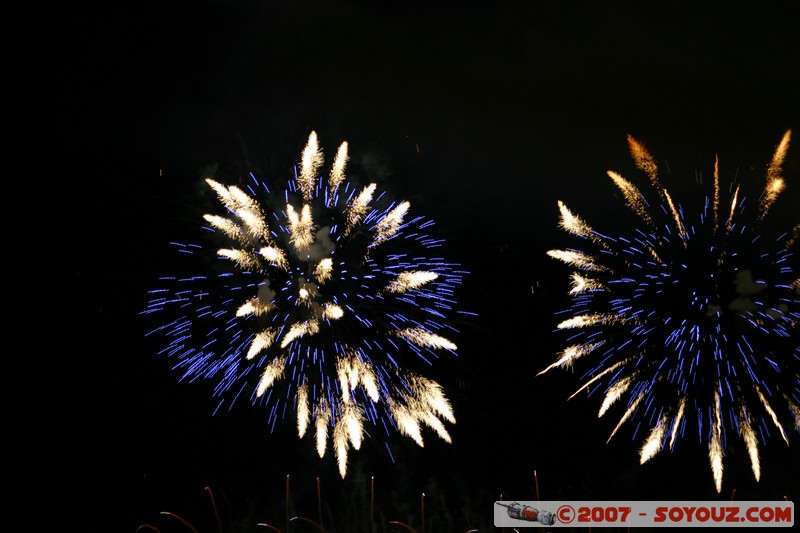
663 188 688 242
392 404 424 447
546 249 607 271
287 204 314 250
297 384 310 438
315 258 333 283
569 273 606 294
557 313 620 330
372 201 410 248
567 359 627 400
385 271 439 293
606 390 646 443
281 320 320 348
537 342 604 375
361 365 380 402
627 134 659 185
240 211 270 241
342 402 363 450
668 397 686 450
740 407 761 481
246 329 276 360
237 297 273 318
422 411 452 443
607 171 655 227
726 185 740 233
756 384 789 445
298 131 323 201
411 376 456 423
218 248 260 270
259 246 289 270
256 357 286 397
144 131 467 477
640 413 668 464
710 391 724 494
626 135 688 241
713 154 720 232
543 131 799 492
323 303 343 320
786 395 800 432
206 178 254 213
315 399 330 458
398 327 457 350
557 200 605 246
333 419 350 479
761 130 791 217
204 214 244 241
786 224 799 249
346 184 376 234
328 141 349 200
599 375 634 417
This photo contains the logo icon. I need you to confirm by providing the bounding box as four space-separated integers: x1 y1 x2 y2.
496 502 556 525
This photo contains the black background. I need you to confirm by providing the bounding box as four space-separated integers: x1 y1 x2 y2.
68 1 799 531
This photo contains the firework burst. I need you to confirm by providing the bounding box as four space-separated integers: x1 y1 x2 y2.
541 130 799 492
144 132 469 477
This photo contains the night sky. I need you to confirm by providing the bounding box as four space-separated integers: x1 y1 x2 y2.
69 2 799 531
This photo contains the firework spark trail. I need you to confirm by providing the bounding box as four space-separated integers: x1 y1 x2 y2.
143 132 471 477
542 131 800 492
761 130 791 218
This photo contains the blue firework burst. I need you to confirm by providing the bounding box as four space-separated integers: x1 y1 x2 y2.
542 130 799 492
143 132 470 476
